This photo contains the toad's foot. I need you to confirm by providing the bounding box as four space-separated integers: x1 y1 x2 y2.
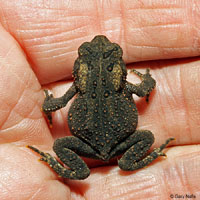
27 145 58 166
131 68 151 79
42 90 54 124
152 137 175 157
27 145 90 180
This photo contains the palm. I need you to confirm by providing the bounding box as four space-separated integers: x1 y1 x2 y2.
0 1 199 200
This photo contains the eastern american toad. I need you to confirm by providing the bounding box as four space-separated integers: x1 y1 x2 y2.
28 35 174 180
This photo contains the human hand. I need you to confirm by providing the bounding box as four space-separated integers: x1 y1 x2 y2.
0 1 199 199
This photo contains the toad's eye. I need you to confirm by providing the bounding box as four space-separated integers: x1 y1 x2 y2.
103 50 113 59
103 47 118 59
107 63 114 72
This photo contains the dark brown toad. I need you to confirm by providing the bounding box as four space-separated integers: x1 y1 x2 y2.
28 35 174 180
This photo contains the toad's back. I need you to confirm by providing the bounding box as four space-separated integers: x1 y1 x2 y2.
68 36 138 154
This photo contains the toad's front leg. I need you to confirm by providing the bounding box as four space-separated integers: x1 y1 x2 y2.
28 136 100 180
126 69 156 102
42 84 77 124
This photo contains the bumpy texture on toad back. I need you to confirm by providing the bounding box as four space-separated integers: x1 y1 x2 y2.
28 35 174 180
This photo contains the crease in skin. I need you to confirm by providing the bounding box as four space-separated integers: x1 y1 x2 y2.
30 43 75 53
0 50 34 92
0 102 42 133
130 23 186 30
127 30 191 49
24 14 93 23
152 73 175 135
126 0 185 9
173 161 188 190
0 78 41 131
0 42 17 59
154 150 199 197
28 185 43 200
154 67 192 139
128 7 183 11
22 3 72 11
27 178 68 200
91 172 161 199
0 114 41 139
26 41 75 54
37 51 76 61
18 23 87 39
0 79 24 130
0 101 14 130
179 162 192 191
179 67 192 141
20 23 91 41
31 47 75 59
126 43 192 49
161 146 200 193
162 68 181 106
24 33 92 52
127 8 184 28
162 165 183 195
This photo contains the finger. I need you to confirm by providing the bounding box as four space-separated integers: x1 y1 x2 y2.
0 144 70 200
0 24 51 145
0 1 200 83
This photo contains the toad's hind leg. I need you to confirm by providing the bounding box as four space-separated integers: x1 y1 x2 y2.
28 136 100 180
115 130 174 171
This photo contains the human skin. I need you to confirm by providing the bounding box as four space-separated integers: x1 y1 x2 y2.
0 0 199 200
